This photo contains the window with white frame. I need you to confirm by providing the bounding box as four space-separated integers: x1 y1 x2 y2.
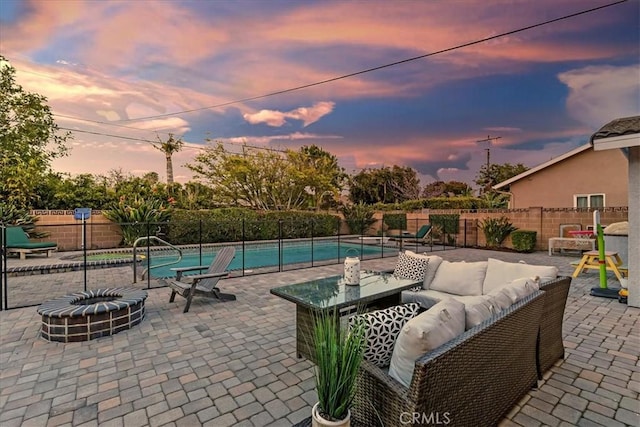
574 193 605 208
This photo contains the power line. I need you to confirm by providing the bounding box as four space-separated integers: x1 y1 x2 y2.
110 0 627 123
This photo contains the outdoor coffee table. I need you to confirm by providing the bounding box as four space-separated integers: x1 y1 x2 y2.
270 271 420 360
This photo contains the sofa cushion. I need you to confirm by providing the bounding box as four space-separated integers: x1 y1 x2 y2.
499 277 540 303
464 296 497 330
348 303 421 368
486 286 514 311
483 258 557 294
405 251 443 289
429 261 488 296
393 252 429 282
388 299 465 387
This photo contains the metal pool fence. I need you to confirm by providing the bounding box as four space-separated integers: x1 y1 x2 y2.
0 217 465 310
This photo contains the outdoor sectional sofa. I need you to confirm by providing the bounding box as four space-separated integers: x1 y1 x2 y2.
351 253 572 427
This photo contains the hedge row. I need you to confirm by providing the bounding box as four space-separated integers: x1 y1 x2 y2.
166 208 341 244
372 196 490 212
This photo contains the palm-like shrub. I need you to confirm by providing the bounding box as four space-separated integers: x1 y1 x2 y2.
480 216 517 248
0 202 44 237
341 203 376 234
103 196 172 246
313 308 366 421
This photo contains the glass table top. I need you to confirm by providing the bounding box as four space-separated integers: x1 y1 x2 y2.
270 271 420 310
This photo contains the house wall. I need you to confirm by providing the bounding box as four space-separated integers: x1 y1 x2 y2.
627 146 639 308
509 148 628 208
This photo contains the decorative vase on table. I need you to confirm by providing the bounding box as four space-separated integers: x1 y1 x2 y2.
343 248 360 285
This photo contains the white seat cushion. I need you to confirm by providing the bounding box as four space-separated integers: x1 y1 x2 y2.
388 299 465 387
429 261 488 296
482 258 557 294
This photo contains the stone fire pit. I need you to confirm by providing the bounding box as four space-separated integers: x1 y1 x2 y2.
37 288 147 342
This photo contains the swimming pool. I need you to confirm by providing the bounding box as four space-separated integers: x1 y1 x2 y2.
146 241 389 278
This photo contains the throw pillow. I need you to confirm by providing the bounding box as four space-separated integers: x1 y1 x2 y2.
429 261 488 296
388 299 465 387
405 251 443 289
482 258 557 294
348 303 421 368
393 252 429 282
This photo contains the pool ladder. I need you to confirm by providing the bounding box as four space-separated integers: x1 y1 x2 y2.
132 236 183 283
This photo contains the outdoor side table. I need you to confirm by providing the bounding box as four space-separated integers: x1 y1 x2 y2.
270 272 420 361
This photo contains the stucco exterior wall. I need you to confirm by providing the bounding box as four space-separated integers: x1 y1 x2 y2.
627 146 639 308
509 148 628 208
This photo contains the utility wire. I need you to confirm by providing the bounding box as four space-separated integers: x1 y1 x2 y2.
110 0 627 123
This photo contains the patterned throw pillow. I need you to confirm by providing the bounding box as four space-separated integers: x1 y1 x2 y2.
393 252 429 283
348 303 421 367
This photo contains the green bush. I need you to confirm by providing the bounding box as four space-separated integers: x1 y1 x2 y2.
383 212 407 230
0 202 44 237
341 203 376 234
511 230 537 253
479 216 517 248
429 214 460 235
166 209 340 244
102 196 173 246
426 196 487 209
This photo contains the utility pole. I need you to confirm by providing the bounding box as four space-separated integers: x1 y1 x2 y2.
476 135 502 193
476 135 502 170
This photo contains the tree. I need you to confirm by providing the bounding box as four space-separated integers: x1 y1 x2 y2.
287 145 345 210
0 55 71 208
186 142 345 210
474 163 529 193
422 180 473 198
152 133 183 184
349 166 420 204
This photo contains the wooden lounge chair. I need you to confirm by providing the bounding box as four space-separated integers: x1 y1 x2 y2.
4 226 57 260
167 246 236 313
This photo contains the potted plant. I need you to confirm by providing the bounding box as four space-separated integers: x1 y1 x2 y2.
311 308 366 427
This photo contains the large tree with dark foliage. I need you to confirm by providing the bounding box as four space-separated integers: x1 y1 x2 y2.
0 55 70 208
350 165 420 204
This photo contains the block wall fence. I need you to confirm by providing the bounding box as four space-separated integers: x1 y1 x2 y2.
379 207 628 251
29 207 628 252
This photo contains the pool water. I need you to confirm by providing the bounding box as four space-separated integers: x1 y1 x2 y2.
147 241 387 278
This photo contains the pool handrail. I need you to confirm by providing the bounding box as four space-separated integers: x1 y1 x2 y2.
133 236 183 283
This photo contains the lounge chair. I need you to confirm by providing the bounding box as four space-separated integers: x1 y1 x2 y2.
388 224 432 245
167 246 236 313
4 226 57 260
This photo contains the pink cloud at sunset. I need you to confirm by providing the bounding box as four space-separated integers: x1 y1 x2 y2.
0 0 637 187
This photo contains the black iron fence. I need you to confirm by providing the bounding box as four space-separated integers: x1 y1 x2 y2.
0 217 464 310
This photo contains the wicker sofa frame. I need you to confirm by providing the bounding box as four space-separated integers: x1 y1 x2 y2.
537 276 572 377
352 290 546 427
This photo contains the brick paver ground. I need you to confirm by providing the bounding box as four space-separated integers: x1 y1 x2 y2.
1 248 638 426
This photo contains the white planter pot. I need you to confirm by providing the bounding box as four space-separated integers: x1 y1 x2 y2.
312 403 350 427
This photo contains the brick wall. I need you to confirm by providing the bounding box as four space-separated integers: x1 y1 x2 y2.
30 207 628 252
31 210 122 251
376 207 628 250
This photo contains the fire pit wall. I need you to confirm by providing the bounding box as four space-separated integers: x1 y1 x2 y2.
37 288 148 343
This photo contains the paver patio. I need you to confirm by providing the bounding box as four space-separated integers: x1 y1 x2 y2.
1 248 638 426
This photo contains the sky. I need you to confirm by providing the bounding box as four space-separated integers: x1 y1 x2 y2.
1 0 639 189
